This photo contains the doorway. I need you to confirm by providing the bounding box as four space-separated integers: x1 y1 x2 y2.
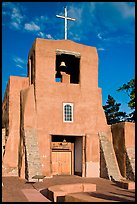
51 135 83 176
52 151 72 175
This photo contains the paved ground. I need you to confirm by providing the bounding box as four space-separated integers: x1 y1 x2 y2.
2 175 135 202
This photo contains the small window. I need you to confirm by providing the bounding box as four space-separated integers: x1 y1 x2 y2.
63 103 73 122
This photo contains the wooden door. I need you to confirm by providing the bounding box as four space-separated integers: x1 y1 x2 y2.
52 151 72 175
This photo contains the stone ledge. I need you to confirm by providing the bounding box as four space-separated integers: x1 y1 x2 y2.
116 181 135 190
47 183 96 202
22 189 51 202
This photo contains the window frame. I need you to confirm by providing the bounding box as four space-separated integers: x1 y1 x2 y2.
63 103 74 123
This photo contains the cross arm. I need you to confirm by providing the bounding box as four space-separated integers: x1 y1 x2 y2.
66 17 76 21
56 15 76 21
56 15 65 19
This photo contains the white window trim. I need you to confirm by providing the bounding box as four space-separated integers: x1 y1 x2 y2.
63 103 74 123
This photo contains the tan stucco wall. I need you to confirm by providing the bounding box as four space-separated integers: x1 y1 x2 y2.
111 122 135 177
29 39 108 176
21 85 37 129
124 122 135 148
2 76 29 175
2 39 109 178
19 84 38 179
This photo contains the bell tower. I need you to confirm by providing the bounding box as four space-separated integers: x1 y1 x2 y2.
25 38 108 178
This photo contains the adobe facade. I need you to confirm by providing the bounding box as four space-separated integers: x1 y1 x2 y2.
2 39 135 181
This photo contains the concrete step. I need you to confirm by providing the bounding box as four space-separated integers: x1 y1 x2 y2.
22 189 51 202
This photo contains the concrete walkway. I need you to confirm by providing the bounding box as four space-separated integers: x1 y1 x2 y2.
2 175 135 202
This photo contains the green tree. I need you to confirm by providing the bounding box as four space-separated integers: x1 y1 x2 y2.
103 95 127 125
117 78 135 122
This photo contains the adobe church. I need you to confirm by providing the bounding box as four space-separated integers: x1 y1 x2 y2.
2 38 135 182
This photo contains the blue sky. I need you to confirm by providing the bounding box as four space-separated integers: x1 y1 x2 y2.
2 2 135 114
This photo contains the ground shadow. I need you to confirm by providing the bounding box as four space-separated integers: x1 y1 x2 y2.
40 189 65 202
57 196 65 202
110 191 135 199
88 192 134 202
40 188 54 201
40 188 48 197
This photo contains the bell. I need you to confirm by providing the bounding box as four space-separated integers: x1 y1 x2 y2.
59 61 66 68
63 139 66 143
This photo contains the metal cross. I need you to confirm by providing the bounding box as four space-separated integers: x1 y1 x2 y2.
56 7 76 40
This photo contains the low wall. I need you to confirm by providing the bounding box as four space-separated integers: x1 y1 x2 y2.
111 122 135 180
47 183 96 202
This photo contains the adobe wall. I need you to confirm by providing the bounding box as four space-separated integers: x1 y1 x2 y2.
2 76 29 176
2 128 6 157
19 84 43 180
20 85 37 129
28 39 109 177
96 88 111 135
32 39 99 134
2 39 110 179
111 122 135 178
19 85 36 179
124 122 135 148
